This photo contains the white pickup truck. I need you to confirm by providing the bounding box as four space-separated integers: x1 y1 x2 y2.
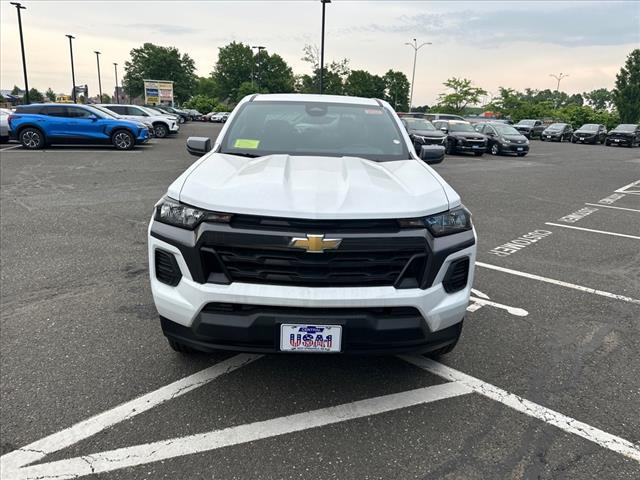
148 93 476 356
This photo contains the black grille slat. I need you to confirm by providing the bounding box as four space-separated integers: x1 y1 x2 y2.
155 250 182 286
230 215 401 233
442 258 469 293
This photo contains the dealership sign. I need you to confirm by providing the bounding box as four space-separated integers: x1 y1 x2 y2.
144 80 174 105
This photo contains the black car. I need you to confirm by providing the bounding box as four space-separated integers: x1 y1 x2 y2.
571 124 607 144
540 123 573 142
152 105 190 124
475 122 530 156
514 119 544 139
433 120 487 156
605 124 640 147
400 117 446 152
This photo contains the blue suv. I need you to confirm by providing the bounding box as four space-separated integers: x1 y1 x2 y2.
9 103 150 150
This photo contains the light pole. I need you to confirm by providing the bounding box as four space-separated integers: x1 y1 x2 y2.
94 51 102 101
405 39 431 111
550 72 568 108
251 45 266 89
113 63 119 104
10 2 29 104
66 34 77 103
319 0 331 94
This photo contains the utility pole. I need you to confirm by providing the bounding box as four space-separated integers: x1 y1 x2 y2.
94 51 103 101
405 39 431 111
113 63 119 103
251 45 266 89
319 0 331 94
10 2 29 104
66 34 77 103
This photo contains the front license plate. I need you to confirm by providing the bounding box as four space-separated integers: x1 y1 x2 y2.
280 324 342 352
472 145 480 149
517 147 523 151
614 139 620 142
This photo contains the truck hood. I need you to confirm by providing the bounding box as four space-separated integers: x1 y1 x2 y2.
173 153 452 219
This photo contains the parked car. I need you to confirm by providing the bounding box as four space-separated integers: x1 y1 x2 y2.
605 124 640 147
425 113 466 122
540 123 573 142
571 124 607 144
400 117 446 154
185 109 203 121
514 119 545 139
211 112 229 123
9 103 149 150
153 105 190 124
433 120 488 156
99 104 179 138
92 104 156 137
149 93 473 356
475 122 529 156
0 107 11 143
204 111 218 122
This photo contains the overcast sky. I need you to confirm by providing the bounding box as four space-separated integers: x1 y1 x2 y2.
1 0 638 104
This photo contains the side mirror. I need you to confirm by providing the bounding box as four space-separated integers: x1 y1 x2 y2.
186 136 212 157
440 127 448 134
88 114 99 121
419 145 445 164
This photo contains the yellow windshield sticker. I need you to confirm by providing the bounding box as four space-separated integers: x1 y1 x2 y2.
234 138 260 149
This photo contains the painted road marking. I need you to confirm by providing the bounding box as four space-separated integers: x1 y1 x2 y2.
597 193 625 204
615 179 640 195
401 355 640 463
0 144 22 152
544 222 640 240
0 354 262 472
476 262 640 305
585 202 640 213
557 206 598 223
488 229 553 257
467 288 529 317
4 382 472 479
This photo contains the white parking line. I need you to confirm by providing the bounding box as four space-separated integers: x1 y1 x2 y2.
544 222 640 240
469 296 529 317
476 262 640 305
584 203 640 213
0 144 22 152
615 179 640 194
5 382 472 479
401 355 640 463
0 354 262 472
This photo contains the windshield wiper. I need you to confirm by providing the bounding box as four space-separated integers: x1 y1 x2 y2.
221 151 260 158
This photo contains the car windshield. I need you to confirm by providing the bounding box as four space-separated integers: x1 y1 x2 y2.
613 124 636 132
404 118 436 131
547 123 565 130
578 124 598 131
448 123 476 133
140 106 161 116
493 124 521 135
84 105 110 119
92 105 120 118
220 101 408 161
517 120 536 126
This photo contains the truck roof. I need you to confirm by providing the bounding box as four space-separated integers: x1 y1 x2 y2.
252 93 381 106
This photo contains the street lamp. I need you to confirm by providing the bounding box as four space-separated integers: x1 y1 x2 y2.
319 0 331 94
94 51 103 101
405 39 432 111
10 2 29 104
66 34 77 103
550 72 569 108
113 63 119 104
251 45 266 89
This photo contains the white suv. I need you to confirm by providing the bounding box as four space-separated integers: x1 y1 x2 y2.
148 94 476 356
99 104 179 138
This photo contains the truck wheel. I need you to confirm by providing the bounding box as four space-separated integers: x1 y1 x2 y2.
19 127 45 149
168 338 196 354
154 124 168 138
112 129 135 150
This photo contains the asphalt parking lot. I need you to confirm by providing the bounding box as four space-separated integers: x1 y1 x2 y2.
1 124 639 479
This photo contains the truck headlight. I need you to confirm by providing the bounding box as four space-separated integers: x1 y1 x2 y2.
400 206 473 237
155 197 231 229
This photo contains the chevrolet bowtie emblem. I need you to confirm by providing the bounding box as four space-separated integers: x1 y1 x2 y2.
289 234 342 253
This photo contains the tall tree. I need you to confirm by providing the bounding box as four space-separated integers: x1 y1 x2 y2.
253 51 295 95
298 44 350 95
28 88 44 103
211 42 254 103
436 78 487 114
613 49 640 123
583 88 613 110
122 43 197 104
343 70 385 99
383 70 410 111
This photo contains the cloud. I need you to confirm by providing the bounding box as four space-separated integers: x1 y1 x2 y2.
123 23 200 35
340 4 639 48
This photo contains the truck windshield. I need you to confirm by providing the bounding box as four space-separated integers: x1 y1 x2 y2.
220 101 409 161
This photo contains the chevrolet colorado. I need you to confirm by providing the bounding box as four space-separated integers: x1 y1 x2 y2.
148 94 476 355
